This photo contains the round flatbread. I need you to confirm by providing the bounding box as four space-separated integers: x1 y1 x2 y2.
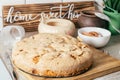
12 33 93 77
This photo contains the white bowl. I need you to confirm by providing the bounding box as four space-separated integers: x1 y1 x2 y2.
78 27 111 48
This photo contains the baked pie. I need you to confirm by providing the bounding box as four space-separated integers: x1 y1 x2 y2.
12 33 93 77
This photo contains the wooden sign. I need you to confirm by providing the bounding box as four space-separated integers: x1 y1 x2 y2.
3 1 94 32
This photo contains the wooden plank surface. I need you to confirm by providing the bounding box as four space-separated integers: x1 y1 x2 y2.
3 1 94 32
15 47 120 80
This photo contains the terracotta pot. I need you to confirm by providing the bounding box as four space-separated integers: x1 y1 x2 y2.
77 10 108 28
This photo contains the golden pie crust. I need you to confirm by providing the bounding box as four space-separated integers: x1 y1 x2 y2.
12 33 93 77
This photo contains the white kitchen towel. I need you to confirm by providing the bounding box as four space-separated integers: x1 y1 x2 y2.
0 59 12 80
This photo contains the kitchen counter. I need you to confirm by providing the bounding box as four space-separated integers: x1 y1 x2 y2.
101 35 120 60
95 34 120 80
0 32 120 80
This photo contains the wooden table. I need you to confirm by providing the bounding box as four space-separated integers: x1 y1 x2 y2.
0 32 120 80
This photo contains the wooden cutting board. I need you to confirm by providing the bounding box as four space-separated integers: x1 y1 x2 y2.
15 47 120 80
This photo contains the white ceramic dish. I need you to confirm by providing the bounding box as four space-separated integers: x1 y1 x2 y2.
38 18 76 36
78 27 111 48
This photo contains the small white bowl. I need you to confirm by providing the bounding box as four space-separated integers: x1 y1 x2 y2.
78 27 111 48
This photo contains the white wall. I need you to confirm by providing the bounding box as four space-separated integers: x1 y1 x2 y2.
63 0 93 2
26 0 62 4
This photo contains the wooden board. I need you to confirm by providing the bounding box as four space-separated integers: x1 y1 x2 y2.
15 47 120 80
3 1 94 32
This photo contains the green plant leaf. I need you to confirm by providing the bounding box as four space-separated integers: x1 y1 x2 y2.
113 0 119 10
116 0 120 12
